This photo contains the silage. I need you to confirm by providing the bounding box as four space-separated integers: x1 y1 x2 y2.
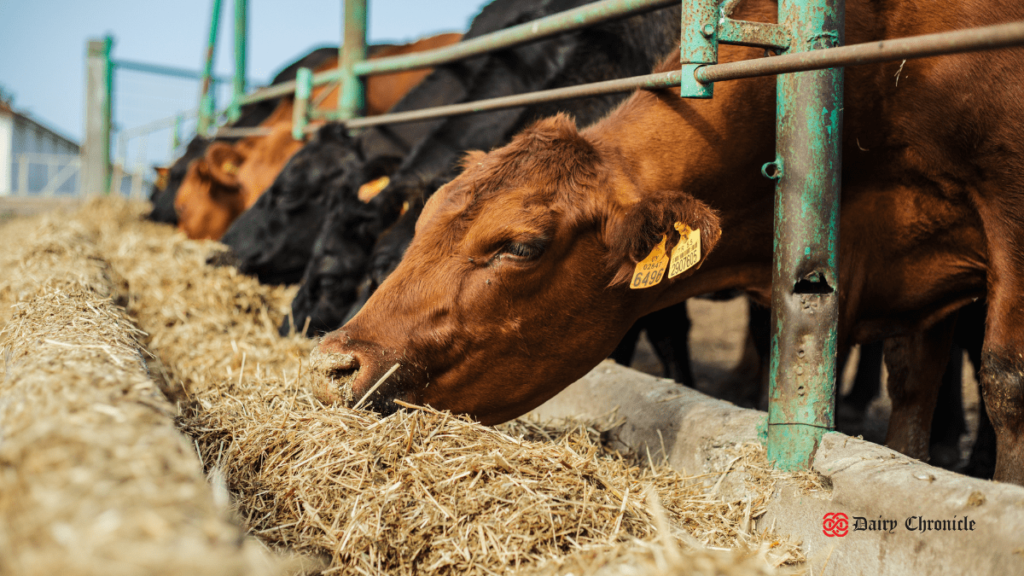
9 198 812 575
0 213 296 576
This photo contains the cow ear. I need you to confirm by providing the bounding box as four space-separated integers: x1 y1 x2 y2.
606 190 722 287
153 166 170 190
205 142 245 188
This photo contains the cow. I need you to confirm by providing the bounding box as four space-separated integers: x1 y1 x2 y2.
313 0 1024 485
282 0 684 336
220 0 667 293
148 47 341 225
167 34 461 239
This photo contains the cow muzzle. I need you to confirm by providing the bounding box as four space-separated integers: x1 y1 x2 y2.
311 330 415 416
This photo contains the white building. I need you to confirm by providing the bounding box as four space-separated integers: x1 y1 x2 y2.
0 100 81 196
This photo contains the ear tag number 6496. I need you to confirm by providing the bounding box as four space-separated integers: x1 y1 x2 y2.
630 235 669 289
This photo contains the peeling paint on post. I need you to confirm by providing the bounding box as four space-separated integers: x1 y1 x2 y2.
679 0 717 98
767 0 844 470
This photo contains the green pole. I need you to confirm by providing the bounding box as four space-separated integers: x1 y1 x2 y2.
679 0 716 98
101 35 114 194
338 0 367 120
766 0 844 470
292 67 312 140
198 0 224 136
172 114 183 150
228 0 247 123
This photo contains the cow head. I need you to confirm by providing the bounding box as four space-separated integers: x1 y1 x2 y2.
174 156 247 241
286 172 443 336
221 125 362 285
313 114 721 423
149 136 210 225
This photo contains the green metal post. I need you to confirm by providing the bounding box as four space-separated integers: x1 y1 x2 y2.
101 35 114 193
766 0 844 470
679 0 717 98
172 114 183 150
338 0 368 120
293 68 312 140
198 0 224 136
228 0 247 123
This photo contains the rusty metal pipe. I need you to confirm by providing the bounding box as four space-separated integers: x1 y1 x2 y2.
338 71 683 128
697 20 1024 83
765 0 844 472
332 20 1024 129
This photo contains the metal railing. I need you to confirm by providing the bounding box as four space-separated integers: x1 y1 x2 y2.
81 0 250 194
6 153 81 197
210 0 1024 471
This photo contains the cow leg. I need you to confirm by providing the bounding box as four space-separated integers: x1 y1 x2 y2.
955 301 997 477
979 290 1024 484
928 343 966 469
643 303 695 387
841 340 883 417
883 315 957 461
746 299 771 408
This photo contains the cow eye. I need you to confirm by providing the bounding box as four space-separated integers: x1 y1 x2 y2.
500 241 545 261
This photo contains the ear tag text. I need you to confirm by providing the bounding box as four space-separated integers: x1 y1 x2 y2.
630 235 669 289
668 222 701 278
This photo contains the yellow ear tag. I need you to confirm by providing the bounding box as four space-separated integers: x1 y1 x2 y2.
222 161 238 175
358 175 390 203
630 235 669 289
668 222 701 278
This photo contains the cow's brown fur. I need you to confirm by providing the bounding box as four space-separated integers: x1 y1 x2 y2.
319 0 1024 484
175 33 462 240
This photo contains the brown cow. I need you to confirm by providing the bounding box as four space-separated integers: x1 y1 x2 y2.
175 33 462 240
315 0 1024 484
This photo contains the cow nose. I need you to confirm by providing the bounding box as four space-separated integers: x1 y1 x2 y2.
310 331 363 405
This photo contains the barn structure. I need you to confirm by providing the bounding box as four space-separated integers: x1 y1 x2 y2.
0 99 81 196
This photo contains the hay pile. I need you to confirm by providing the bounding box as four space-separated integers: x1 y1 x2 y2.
5 198 811 575
0 214 293 575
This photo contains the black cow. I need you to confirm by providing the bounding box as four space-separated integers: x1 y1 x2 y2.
219 0 539 285
284 0 683 336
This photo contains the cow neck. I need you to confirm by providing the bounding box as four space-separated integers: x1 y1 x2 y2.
586 52 775 207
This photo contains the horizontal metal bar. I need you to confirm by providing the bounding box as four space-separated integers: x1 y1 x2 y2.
697 20 1024 83
718 18 791 51
341 20 1024 129
213 126 273 139
352 0 678 76
239 0 677 106
117 110 198 140
112 59 243 85
16 153 81 163
342 71 682 128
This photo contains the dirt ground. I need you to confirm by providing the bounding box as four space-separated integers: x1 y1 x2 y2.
627 296 983 472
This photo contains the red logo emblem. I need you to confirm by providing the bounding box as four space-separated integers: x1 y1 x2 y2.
823 512 849 537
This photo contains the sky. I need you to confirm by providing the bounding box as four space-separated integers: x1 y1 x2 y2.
0 0 489 165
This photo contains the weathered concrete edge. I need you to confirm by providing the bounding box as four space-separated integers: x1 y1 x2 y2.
529 360 1024 576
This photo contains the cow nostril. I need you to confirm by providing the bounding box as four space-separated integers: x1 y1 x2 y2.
309 348 362 405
